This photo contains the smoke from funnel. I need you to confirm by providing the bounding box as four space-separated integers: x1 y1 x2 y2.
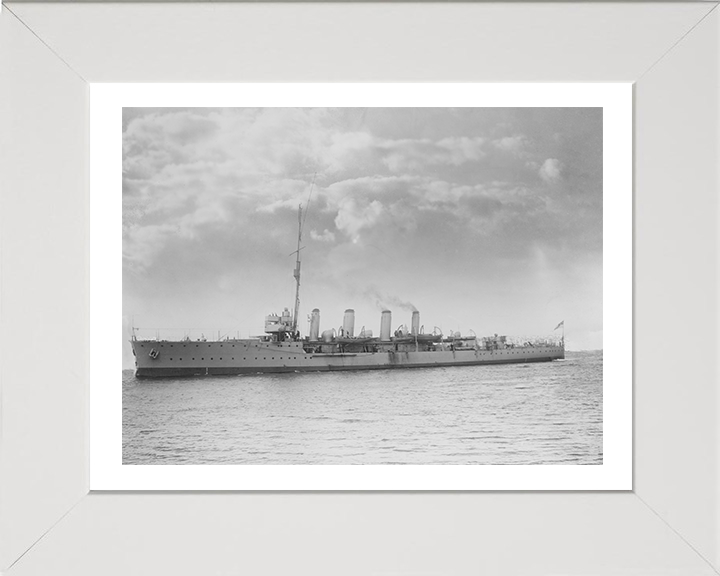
363 286 417 312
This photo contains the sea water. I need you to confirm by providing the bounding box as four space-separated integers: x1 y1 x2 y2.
122 350 602 465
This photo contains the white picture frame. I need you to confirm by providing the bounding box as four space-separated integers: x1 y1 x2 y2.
1 2 718 574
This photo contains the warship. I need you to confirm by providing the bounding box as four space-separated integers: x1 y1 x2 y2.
130 205 564 378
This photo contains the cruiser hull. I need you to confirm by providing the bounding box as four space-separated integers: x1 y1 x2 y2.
131 339 564 379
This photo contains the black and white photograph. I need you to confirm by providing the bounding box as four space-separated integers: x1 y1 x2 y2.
122 106 603 467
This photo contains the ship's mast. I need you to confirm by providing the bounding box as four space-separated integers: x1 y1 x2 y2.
291 204 302 333
291 174 316 335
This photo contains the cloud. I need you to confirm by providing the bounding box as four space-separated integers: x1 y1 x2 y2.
122 110 499 268
435 136 487 164
539 158 562 182
324 132 488 174
492 135 528 153
334 198 385 243
310 229 336 243
122 110 597 283
381 136 486 172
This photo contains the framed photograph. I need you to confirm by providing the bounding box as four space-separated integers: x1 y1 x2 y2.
2 2 718 575
90 83 631 491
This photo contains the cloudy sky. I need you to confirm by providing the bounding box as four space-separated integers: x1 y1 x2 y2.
123 107 602 367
